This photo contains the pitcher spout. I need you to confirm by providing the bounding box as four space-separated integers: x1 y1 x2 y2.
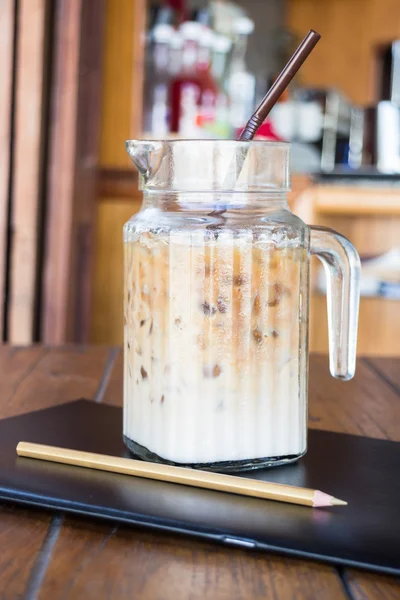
125 140 166 183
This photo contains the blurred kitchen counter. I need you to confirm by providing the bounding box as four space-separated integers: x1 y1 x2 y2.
305 181 400 217
291 176 400 357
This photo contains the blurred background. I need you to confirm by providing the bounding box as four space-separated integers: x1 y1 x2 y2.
1 0 400 355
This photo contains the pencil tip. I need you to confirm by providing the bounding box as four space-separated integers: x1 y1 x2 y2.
331 498 347 506
313 491 348 507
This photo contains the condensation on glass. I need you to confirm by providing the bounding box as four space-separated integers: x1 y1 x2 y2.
123 140 360 472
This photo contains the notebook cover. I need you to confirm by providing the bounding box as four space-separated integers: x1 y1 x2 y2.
0 399 398 575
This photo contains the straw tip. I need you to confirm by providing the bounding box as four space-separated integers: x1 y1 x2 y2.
309 29 321 40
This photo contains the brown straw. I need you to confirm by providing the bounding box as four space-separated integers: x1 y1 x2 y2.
239 29 321 141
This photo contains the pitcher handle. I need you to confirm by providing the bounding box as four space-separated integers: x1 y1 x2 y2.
310 226 361 380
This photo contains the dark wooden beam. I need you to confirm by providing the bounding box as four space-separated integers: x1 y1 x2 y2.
0 0 15 341
8 0 50 344
97 168 139 200
41 0 105 344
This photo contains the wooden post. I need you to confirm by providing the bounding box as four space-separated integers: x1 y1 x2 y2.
0 0 15 341
41 0 105 344
8 0 50 344
91 0 147 344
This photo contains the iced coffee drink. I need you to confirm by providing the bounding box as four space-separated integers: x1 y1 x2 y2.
123 139 360 471
123 226 308 469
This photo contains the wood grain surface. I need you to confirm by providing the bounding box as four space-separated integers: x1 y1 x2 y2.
8 0 49 344
0 0 15 342
101 348 123 405
41 0 105 345
363 357 400 392
0 504 51 599
0 346 115 597
0 347 398 599
345 568 400 600
37 520 348 600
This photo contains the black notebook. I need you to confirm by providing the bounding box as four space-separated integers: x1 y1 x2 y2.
0 400 398 575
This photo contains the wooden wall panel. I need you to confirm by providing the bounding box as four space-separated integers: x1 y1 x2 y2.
91 0 146 344
286 0 400 105
91 198 141 344
41 0 105 344
8 0 49 344
41 0 80 344
310 211 400 355
0 0 15 340
290 187 400 357
99 0 146 167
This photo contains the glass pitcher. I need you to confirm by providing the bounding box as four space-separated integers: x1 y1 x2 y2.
123 140 360 472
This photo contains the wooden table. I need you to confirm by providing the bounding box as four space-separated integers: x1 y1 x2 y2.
0 346 399 599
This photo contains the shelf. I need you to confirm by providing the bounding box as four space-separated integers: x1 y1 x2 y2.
313 185 400 216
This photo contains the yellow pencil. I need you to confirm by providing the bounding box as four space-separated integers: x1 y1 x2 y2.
17 441 347 508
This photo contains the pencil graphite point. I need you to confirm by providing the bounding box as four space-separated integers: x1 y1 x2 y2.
331 498 348 506
313 490 348 507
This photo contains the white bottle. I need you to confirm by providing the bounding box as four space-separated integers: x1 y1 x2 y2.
145 24 174 135
227 17 256 130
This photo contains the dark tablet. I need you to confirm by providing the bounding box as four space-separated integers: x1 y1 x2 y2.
0 400 398 575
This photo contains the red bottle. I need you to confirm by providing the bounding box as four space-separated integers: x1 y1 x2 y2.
195 26 219 130
169 22 202 134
